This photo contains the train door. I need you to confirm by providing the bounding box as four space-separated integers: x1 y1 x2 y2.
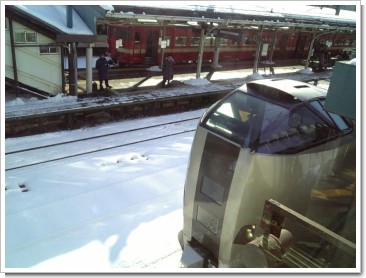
279 34 288 59
145 30 159 64
133 31 142 63
294 32 308 58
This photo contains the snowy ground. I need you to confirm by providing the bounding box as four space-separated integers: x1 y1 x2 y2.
3 108 209 273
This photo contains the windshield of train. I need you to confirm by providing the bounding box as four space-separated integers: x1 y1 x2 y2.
202 90 351 154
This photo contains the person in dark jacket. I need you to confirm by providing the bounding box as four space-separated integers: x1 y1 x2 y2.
162 56 174 87
95 54 111 90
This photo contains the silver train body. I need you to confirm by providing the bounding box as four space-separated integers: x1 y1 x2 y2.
179 78 356 268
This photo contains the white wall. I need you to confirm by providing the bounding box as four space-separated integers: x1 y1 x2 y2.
5 20 63 95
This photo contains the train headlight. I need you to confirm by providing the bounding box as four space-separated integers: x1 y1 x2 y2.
238 229 294 268
234 224 256 245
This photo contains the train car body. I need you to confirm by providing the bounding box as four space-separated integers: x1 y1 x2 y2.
179 79 356 268
106 24 355 66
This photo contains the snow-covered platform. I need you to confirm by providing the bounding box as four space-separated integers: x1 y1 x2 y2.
5 68 333 137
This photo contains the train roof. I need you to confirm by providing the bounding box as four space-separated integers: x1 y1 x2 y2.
243 78 327 104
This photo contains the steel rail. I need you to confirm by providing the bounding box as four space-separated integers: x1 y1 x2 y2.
5 119 199 171
6 116 200 155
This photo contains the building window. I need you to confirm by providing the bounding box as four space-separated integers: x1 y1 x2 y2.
40 45 58 54
14 31 37 44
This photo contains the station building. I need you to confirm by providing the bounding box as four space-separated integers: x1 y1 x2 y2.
4 5 111 96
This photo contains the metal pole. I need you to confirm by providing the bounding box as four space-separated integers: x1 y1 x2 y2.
196 26 205 78
304 31 336 69
160 25 166 68
68 42 78 96
268 29 277 62
212 36 221 68
253 26 264 73
8 18 19 95
86 45 93 93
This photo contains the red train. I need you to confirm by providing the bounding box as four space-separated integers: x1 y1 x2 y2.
98 22 355 67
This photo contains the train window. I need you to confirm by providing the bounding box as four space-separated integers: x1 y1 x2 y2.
220 38 229 46
310 100 352 132
96 24 108 35
205 36 214 46
116 29 131 39
134 32 140 43
175 36 187 46
258 103 343 154
191 37 201 46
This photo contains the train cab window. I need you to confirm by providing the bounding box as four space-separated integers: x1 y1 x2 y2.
202 91 265 147
201 90 349 155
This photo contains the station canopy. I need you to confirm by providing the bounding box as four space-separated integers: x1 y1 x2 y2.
100 3 356 33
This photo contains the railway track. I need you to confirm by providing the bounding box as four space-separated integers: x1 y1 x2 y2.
5 117 200 171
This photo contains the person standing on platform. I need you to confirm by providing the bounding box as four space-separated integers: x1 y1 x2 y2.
95 54 112 91
162 56 174 87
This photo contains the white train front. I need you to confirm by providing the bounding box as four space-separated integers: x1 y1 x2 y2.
179 78 356 268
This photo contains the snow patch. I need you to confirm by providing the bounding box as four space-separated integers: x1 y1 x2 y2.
6 94 78 107
297 68 314 75
6 97 27 106
246 72 264 81
349 58 356 65
146 66 162 72
183 78 211 86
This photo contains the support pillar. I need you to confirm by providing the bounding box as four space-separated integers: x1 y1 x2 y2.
304 31 336 69
8 18 19 95
86 45 93 93
268 29 277 62
160 25 167 68
212 36 221 68
68 42 78 96
196 27 205 78
253 26 264 74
